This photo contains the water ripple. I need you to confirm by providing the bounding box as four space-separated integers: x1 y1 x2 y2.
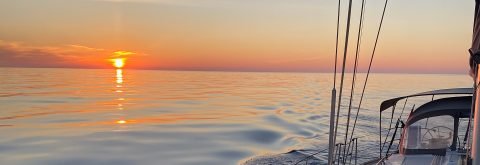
0 68 472 165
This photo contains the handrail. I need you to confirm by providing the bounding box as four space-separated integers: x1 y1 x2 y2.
386 119 401 156
375 156 388 165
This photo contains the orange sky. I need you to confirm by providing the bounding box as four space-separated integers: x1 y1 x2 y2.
0 0 475 73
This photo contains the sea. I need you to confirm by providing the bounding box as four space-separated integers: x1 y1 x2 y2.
0 67 473 165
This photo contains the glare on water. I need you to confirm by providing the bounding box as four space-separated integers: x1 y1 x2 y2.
0 68 472 165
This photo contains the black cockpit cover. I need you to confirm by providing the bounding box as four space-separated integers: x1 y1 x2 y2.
406 96 472 126
380 88 473 112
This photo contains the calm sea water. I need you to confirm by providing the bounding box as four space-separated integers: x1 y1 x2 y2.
0 68 473 165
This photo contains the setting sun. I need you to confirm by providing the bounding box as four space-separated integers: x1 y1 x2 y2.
116 120 127 124
112 58 125 68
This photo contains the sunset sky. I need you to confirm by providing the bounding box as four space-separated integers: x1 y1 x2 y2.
0 0 475 73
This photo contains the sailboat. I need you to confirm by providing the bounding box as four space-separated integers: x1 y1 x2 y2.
329 0 480 164
245 0 480 165
244 0 480 164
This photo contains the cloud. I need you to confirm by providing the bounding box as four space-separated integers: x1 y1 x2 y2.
267 56 325 64
67 44 105 51
95 0 207 7
93 0 321 10
0 40 108 68
112 51 135 58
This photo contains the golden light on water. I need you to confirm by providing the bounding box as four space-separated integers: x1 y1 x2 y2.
111 54 130 129
116 69 123 84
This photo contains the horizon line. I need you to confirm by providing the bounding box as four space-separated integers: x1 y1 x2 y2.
0 66 471 75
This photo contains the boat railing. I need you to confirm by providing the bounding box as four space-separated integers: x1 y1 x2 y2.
374 156 388 165
331 138 359 165
384 119 404 156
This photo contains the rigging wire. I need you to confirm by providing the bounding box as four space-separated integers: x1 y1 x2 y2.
382 96 415 148
345 0 390 159
333 0 354 155
397 98 409 119
330 0 390 162
382 96 411 152
333 0 389 157
343 0 367 161
381 105 396 152
327 0 341 163
333 0 341 88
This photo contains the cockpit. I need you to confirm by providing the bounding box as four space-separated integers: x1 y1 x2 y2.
377 88 474 164
398 96 471 156
402 116 454 154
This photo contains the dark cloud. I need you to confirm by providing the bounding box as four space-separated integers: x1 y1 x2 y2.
0 41 107 68
0 46 69 68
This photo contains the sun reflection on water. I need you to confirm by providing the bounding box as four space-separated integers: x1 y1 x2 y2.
114 68 128 130
116 69 123 84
